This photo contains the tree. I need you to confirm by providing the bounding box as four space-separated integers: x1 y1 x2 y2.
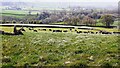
64 16 80 25
71 17 80 25
49 15 59 23
64 16 72 25
82 16 96 26
38 12 50 20
92 13 98 19
101 15 114 27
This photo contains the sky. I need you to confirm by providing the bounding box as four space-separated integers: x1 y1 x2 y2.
1 0 119 2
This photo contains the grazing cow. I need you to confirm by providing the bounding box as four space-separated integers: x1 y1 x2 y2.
70 29 72 31
53 30 62 32
29 28 33 30
108 32 112 34
88 31 90 34
49 29 52 31
38 29 46 31
96 32 98 34
99 30 107 34
99 30 103 34
77 31 82 34
75 29 77 32
113 32 120 34
101 31 112 34
117 32 120 34
34 30 37 32
41 29 46 31
91 32 94 34
63 30 68 32
83 31 88 34
43 29 46 31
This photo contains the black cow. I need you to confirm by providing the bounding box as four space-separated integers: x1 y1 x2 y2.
70 28 72 31
113 32 120 34
63 30 68 32
75 29 77 32
29 28 33 30
42 29 46 31
101 31 112 34
83 31 88 34
96 32 98 34
49 29 52 31
53 30 62 32
34 30 38 32
77 31 82 34
91 32 94 34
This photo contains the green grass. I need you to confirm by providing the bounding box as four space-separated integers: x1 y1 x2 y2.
0 26 23 33
2 10 27 14
50 22 65 25
2 13 26 18
1 26 119 66
1 10 38 18
94 27 119 32
0 26 14 33
0 26 119 33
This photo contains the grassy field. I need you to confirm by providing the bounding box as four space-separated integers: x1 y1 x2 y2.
1 10 38 18
0 26 120 67
0 26 119 33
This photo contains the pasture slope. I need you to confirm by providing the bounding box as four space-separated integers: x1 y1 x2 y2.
1 29 120 67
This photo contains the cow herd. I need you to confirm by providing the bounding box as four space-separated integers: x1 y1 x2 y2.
0 27 120 35
27 27 120 35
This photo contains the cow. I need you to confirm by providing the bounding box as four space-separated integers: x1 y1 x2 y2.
96 32 98 34
41 29 46 31
29 28 33 30
53 30 62 32
101 31 112 34
113 32 120 34
83 31 88 34
33 30 38 32
70 28 72 31
63 30 68 32
49 29 52 31
77 31 82 34
91 32 94 34
75 29 77 32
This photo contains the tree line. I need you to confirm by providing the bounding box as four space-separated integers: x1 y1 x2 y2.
1 8 117 28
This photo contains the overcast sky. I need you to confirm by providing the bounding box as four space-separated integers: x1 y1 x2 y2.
1 0 119 2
